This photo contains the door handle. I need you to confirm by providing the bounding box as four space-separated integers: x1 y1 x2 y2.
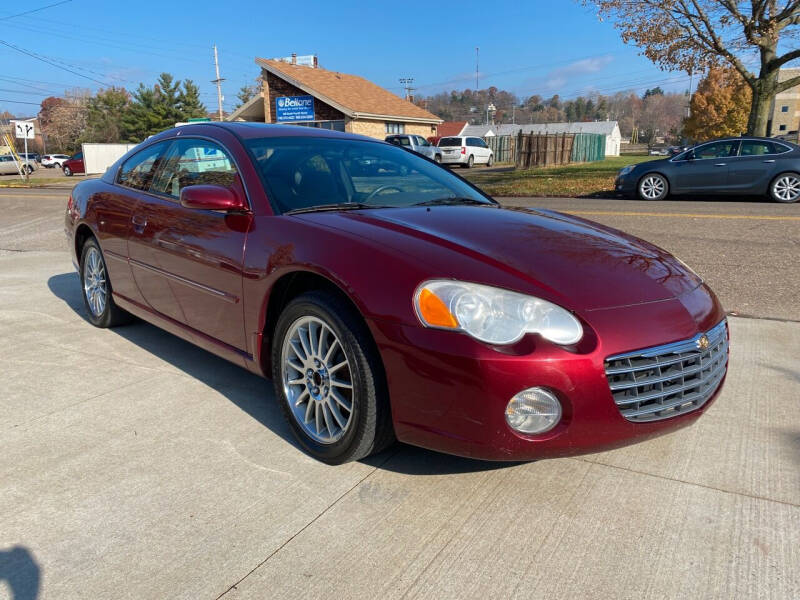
131 215 147 233
714 163 727 166
763 159 775 163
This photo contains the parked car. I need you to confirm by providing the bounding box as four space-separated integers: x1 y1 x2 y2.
0 154 37 175
19 152 41 163
648 146 669 156
437 136 494 168
66 122 728 464
616 137 800 203
42 154 71 168
667 145 689 157
385 134 442 163
62 152 85 176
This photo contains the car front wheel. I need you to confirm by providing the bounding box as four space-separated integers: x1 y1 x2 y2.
63 166 72 176
271 291 393 464
487 154 494 167
434 154 441 163
638 173 668 200
769 173 800 203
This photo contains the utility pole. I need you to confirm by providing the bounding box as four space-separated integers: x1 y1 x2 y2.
475 47 479 90
212 45 225 121
399 77 415 102
686 69 694 118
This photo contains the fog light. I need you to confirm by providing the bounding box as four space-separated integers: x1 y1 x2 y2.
505 387 562 434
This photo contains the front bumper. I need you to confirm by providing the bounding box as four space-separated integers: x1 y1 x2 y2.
614 175 637 195
369 284 726 461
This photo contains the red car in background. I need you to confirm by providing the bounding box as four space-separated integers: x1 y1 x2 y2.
62 151 85 176
64 123 729 464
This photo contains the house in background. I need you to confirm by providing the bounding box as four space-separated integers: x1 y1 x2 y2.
769 67 800 139
228 55 442 140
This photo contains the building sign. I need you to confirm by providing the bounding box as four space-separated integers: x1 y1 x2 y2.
275 95 315 122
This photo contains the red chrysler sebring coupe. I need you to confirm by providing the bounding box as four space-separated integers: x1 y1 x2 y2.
65 123 729 464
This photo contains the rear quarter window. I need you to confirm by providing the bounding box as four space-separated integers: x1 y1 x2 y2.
438 137 462 147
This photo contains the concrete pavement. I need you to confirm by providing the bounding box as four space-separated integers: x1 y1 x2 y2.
1 190 798 599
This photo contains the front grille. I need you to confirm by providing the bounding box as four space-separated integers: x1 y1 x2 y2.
604 320 728 423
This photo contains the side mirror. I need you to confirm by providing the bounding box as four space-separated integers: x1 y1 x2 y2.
180 185 246 211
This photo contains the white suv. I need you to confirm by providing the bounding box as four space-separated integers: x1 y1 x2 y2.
42 154 70 168
437 136 494 168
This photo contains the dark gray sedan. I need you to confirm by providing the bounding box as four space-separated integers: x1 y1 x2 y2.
615 137 800 203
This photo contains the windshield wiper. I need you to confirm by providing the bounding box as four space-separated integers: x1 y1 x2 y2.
413 196 497 207
285 202 389 215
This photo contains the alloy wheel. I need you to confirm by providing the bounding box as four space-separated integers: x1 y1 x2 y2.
640 175 666 200
83 246 107 317
773 175 800 202
280 316 354 444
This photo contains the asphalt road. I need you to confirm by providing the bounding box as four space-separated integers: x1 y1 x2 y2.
1 186 798 599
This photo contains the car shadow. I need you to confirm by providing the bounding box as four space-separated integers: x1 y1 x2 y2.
47 273 521 475
0 545 40 600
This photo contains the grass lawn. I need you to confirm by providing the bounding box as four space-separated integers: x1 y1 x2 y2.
461 155 658 197
0 178 72 188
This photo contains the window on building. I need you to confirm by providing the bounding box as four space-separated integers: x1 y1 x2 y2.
385 122 405 134
779 124 787 131
294 120 345 132
781 106 789 113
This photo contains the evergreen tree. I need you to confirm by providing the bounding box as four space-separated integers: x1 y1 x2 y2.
121 73 196 142
234 84 260 109
83 87 129 143
179 79 207 120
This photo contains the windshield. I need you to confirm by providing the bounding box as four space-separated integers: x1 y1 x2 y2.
244 136 492 214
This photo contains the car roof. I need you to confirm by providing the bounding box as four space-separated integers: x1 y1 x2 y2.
696 136 799 149
147 122 379 143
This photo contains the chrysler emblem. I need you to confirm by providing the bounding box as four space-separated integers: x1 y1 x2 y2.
696 335 710 350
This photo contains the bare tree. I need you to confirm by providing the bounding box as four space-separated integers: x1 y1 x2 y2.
583 0 800 135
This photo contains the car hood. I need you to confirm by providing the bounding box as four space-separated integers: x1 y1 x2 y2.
300 205 702 311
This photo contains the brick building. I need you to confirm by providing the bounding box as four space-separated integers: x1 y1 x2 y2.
769 68 800 139
228 55 441 139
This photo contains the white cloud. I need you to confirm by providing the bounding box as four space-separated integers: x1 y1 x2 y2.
543 55 614 90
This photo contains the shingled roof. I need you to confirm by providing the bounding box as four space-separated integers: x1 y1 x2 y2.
256 58 441 123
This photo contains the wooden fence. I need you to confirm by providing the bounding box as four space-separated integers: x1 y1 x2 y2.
486 133 606 168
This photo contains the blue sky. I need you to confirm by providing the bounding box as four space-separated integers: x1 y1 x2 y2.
0 0 694 117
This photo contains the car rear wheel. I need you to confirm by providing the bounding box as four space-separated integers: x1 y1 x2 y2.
63 165 72 176
769 173 800 203
638 174 668 200
271 291 393 464
24 165 33 175
80 238 131 328
434 154 441 164
461 155 474 169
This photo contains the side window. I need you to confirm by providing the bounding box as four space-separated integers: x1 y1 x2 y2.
117 142 170 191
739 141 774 156
397 137 411 146
416 136 429 147
150 138 239 199
695 142 738 159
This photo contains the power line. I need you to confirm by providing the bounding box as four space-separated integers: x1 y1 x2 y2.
0 39 121 86
0 0 71 21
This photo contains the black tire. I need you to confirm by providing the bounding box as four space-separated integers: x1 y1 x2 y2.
487 154 494 167
24 164 33 175
79 237 131 328
768 172 800 203
637 173 669 201
461 155 474 169
271 291 393 464
434 154 442 164
63 165 72 176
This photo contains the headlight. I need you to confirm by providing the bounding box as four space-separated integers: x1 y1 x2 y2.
414 280 583 345
618 165 634 176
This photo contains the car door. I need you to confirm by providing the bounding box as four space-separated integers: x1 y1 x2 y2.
671 140 739 192
0 155 15 174
99 140 173 306
128 137 250 351
727 140 783 192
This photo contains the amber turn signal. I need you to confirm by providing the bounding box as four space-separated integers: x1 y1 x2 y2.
417 288 458 328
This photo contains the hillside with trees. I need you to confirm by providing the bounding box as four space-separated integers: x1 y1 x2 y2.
420 86 688 143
